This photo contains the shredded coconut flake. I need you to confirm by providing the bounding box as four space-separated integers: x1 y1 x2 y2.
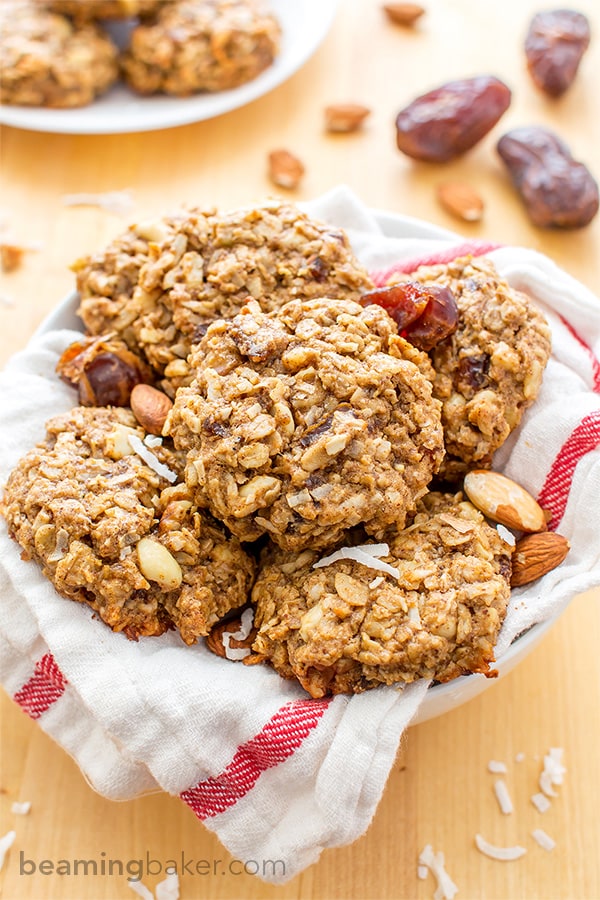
313 543 399 578
407 603 421 625
531 792 551 813
369 575 384 589
223 608 254 661
496 524 516 546
0 830 16 872
487 759 508 773
494 779 513 815
417 864 429 880
539 747 566 797
532 828 556 851
155 870 180 900
62 190 135 217
127 879 154 900
11 801 31 815
0 293 15 307
127 434 177 483
418 844 459 900
474 833 526 861
515 752 525 763
144 434 163 449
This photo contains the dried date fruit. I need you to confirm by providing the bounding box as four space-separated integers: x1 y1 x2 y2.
56 334 154 407
497 126 599 228
360 281 458 350
525 10 591 97
395 75 511 162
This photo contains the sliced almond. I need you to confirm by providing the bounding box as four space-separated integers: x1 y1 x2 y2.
383 3 426 26
437 181 484 222
510 532 570 587
268 149 305 190
130 383 173 436
324 103 371 133
0 243 25 273
463 470 547 533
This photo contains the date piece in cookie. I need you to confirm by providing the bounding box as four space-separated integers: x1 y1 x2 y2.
121 0 281 96
166 297 444 551
250 492 512 697
392 256 551 479
0 3 119 108
1 406 255 644
76 201 375 391
37 0 168 21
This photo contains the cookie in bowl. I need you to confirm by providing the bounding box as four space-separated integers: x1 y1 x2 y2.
166 297 444 550
389 256 552 480
75 201 375 391
0 2 119 108
249 491 513 697
0 406 255 644
121 0 281 96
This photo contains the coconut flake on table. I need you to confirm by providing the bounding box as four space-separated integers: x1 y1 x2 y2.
11 801 31 815
127 434 177 484
223 608 254 661
62 190 135 217
532 828 556 852
539 747 566 798
418 844 459 900
493 779 513 815
0 830 16 873
0 293 15 307
155 870 180 900
515 752 525 763
127 879 154 900
487 759 508 773
531 792 551 813
474 834 527 861
313 543 399 578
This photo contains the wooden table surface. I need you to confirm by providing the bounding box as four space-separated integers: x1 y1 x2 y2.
1 1 599 898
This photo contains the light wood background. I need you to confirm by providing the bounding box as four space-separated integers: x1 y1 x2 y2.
1 1 599 898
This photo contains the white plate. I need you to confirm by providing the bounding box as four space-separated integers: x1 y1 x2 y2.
0 0 339 135
34 204 562 724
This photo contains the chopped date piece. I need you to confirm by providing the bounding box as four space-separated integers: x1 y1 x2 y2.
525 10 591 97
395 76 511 162
56 335 153 407
497 126 599 229
360 281 458 351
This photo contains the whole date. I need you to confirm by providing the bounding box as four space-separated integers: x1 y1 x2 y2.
497 126 599 229
395 75 511 162
525 9 591 97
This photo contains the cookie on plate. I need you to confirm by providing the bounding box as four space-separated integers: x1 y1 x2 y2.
1 406 255 644
166 297 444 551
0 2 119 108
76 201 375 392
37 0 168 21
392 256 552 479
250 491 512 697
121 0 281 96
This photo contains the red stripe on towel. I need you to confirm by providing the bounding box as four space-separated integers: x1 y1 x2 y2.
538 410 600 530
559 316 600 393
370 240 503 286
13 652 67 720
180 698 331 819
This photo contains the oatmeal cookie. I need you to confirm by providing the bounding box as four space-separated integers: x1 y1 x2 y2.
1 406 255 643
393 256 552 479
0 2 119 108
250 492 512 697
121 0 281 96
76 201 375 391
166 297 444 551
37 0 168 21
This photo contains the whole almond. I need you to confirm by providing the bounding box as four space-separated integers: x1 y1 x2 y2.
463 470 547 533
325 104 371 133
130 383 173 435
437 181 484 222
206 612 257 660
383 3 425 26
268 149 305 190
510 532 570 587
